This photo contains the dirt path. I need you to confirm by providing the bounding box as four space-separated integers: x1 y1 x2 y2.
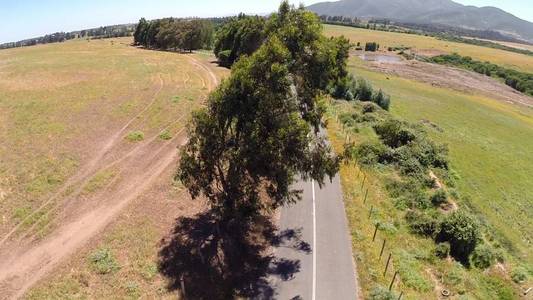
365 59 533 107
0 55 218 299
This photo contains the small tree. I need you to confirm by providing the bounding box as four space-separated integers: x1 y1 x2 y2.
471 245 494 269
438 211 480 264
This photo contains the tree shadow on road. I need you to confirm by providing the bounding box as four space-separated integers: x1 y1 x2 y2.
158 209 310 299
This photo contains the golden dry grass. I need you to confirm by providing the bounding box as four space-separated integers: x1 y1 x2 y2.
324 24 533 73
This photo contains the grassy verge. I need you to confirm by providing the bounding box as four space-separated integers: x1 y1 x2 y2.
327 100 528 299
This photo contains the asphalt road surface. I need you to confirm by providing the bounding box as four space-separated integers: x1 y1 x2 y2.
268 175 358 300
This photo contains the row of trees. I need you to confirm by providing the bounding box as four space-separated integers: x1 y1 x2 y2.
133 18 213 51
0 25 134 50
430 53 533 96
213 14 266 67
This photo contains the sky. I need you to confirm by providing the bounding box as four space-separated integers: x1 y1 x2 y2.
1 0 532 44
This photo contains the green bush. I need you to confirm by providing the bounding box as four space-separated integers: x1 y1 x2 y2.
126 131 144 142
354 142 391 165
438 211 481 264
471 245 494 269
374 119 415 148
511 266 528 283
434 242 451 258
369 285 396 300
431 190 448 206
217 50 232 67
365 42 379 52
159 130 172 140
89 248 119 274
406 210 441 237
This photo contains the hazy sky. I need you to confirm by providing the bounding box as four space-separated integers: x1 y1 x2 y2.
1 0 532 44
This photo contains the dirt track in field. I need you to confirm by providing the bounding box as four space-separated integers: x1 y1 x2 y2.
363 55 533 107
0 54 219 299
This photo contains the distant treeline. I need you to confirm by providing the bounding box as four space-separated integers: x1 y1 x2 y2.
133 17 214 51
396 22 528 44
436 35 533 57
430 53 533 96
0 24 135 50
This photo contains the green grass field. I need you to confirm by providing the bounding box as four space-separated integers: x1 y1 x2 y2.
324 24 533 73
324 24 533 299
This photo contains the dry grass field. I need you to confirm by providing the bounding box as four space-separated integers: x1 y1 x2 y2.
324 24 533 73
0 37 228 298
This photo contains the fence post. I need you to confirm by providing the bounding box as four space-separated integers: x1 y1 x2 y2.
389 271 398 291
368 205 374 219
372 223 379 242
361 174 366 190
397 291 403 300
379 239 386 260
363 188 369 204
383 253 392 277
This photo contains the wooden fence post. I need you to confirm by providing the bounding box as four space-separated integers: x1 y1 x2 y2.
372 223 379 242
389 271 398 291
383 253 392 277
379 239 386 260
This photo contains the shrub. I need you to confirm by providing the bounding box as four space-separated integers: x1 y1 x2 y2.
471 245 494 269
369 285 396 300
354 142 391 165
217 50 232 67
89 248 119 274
159 130 172 140
362 102 379 113
373 119 415 148
406 210 441 237
365 42 379 52
434 242 451 258
511 267 528 283
438 211 480 264
372 89 391 110
431 190 448 206
126 131 144 142
355 78 373 101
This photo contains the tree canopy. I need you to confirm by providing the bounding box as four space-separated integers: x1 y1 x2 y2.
134 18 213 51
178 2 350 224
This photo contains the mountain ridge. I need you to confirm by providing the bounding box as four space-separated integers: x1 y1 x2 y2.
307 0 533 42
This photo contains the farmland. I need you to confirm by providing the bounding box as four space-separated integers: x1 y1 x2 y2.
324 24 533 73
325 25 533 299
0 37 227 298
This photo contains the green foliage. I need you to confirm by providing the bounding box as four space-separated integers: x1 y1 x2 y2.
179 2 346 225
134 18 213 51
158 130 172 140
406 210 441 237
438 211 481 263
126 131 144 142
511 266 528 283
482 276 515 300
368 285 396 300
395 250 433 292
89 248 119 274
430 53 533 96
372 89 390 110
430 189 448 206
374 119 415 148
471 245 494 269
214 14 266 67
365 42 379 52
434 242 451 258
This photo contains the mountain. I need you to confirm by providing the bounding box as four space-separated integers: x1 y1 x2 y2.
307 0 533 42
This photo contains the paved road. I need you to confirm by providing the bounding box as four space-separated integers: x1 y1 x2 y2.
268 175 358 300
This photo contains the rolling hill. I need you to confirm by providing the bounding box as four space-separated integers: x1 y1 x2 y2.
307 0 533 42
